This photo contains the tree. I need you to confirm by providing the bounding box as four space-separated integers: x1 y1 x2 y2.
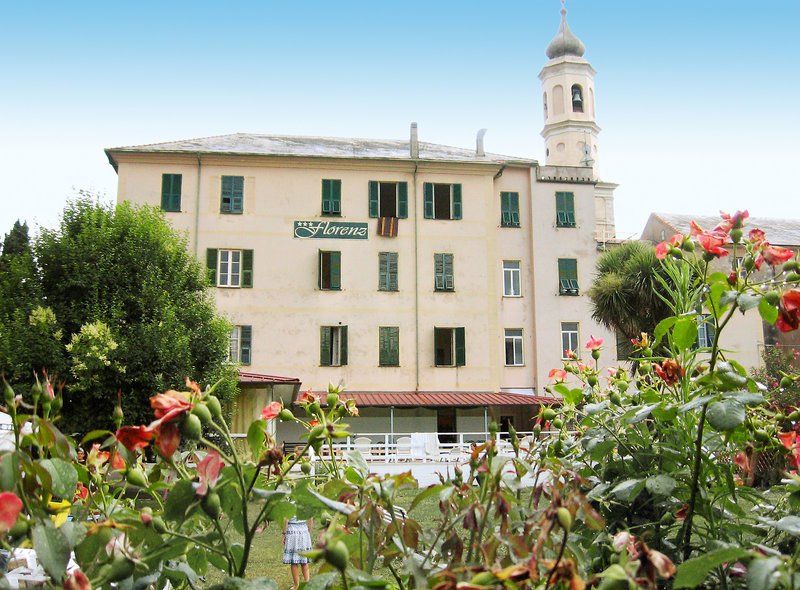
587 241 673 354
0 198 238 433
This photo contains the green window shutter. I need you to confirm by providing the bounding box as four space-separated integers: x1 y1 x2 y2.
378 252 388 290
318 250 324 289
322 179 341 215
322 180 332 214
241 249 253 288
206 248 218 285
423 183 434 219
433 327 442 365
510 193 520 226
379 327 389 366
240 325 252 365
455 327 466 366
161 174 181 211
556 192 575 227
444 253 454 290
452 184 462 219
380 327 399 366
320 326 332 366
397 182 408 218
500 192 511 227
330 251 341 289
558 259 578 295
340 326 348 365
434 254 445 290
565 192 574 225
368 181 379 218
221 176 244 213
389 252 398 291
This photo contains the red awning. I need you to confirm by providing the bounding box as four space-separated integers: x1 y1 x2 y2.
335 392 559 408
238 372 301 385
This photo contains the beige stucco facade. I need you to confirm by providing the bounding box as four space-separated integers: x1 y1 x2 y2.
110 150 616 401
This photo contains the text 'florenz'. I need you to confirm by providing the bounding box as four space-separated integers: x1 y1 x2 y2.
293 221 369 239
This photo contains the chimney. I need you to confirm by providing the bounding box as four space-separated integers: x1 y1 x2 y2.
410 122 419 159
476 129 487 157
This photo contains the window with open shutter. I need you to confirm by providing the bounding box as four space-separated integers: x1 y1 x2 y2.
206 248 218 285
556 192 576 227
240 325 252 365
558 258 579 295
241 250 253 288
320 325 346 366
501 192 520 227
161 174 182 212
319 251 341 290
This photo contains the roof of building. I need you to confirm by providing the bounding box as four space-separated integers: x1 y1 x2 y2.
238 372 300 385
546 8 586 59
334 392 560 408
105 133 536 168
649 213 800 247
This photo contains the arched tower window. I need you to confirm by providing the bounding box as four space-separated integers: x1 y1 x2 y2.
543 92 548 119
571 84 584 113
553 85 564 115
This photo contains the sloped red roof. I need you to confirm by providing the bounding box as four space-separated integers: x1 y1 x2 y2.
336 392 559 407
238 372 301 384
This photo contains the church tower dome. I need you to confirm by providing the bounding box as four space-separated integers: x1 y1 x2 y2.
545 7 586 59
539 5 599 173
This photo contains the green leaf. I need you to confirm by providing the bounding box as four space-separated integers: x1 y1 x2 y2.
759 296 779 324
32 523 71 582
589 440 617 462
654 316 677 345
164 478 197 523
738 293 762 312
652 404 679 421
772 515 800 536
645 475 676 496
679 395 714 413
584 401 609 415
343 450 369 476
626 403 659 424
0 452 18 491
206 577 279 590
610 479 644 502
747 556 782 590
673 318 698 351
554 384 584 406
674 547 751 588
302 573 340 590
408 484 448 513
246 420 266 459
718 290 739 308
39 458 78 499
706 400 746 431
722 391 764 406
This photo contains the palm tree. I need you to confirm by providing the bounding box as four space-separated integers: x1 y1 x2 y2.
587 241 673 352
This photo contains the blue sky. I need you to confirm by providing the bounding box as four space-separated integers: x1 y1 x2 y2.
2 1 799 240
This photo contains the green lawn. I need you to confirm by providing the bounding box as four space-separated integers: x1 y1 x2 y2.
202 487 444 588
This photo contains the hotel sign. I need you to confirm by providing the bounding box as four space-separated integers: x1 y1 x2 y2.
294 220 369 240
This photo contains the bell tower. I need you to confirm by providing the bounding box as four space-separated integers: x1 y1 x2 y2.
539 5 600 174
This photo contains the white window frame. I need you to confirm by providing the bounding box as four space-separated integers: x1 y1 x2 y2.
504 329 524 366
229 327 240 363
561 322 579 359
218 249 241 287
697 314 714 348
503 260 521 297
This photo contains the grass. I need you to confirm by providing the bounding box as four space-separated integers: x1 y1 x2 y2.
201 487 445 588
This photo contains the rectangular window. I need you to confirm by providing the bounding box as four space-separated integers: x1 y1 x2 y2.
434 253 454 291
555 191 575 227
561 322 579 359
503 260 521 297
221 175 244 214
696 314 716 348
229 325 252 365
322 179 341 216
423 183 462 220
378 252 398 291
206 248 253 288
500 192 520 227
558 258 579 295
368 181 408 218
320 325 348 366
319 250 341 290
379 326 400 366
161 174 182 212
504 329 524 366
434 327 466 367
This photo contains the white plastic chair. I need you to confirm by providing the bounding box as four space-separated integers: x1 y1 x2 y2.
395 436 412 461
353 437 374 460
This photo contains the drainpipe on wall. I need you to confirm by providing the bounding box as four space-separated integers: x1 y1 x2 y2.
411 122 420 393
194 154 202 257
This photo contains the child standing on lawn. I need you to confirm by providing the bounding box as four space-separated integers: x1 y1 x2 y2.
283 513 313 590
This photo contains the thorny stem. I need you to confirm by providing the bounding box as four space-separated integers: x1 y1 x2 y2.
387 561 406 590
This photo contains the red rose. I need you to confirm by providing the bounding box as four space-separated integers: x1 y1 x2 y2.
777 290 800 332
